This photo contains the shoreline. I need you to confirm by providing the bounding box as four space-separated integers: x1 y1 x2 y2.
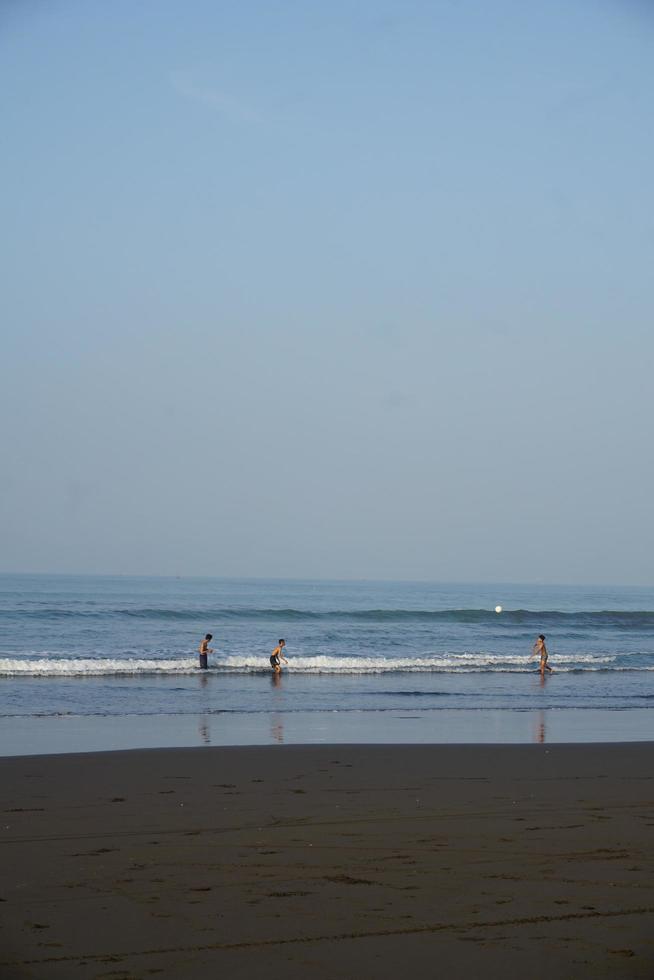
1 742 653 978
1 706 652 757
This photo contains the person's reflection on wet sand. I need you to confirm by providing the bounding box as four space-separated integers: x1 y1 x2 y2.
271 670 284 741
198 672 211 743
533 669 549 741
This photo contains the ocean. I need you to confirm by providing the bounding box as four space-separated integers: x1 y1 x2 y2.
1 574 653 753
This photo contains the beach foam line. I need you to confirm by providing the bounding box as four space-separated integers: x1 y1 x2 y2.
0 652 630 677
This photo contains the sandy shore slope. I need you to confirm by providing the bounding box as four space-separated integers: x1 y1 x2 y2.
1 743 653 979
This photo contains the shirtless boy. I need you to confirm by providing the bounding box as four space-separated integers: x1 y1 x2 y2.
198 633 213 670
531 634 553 675
270 639 288 673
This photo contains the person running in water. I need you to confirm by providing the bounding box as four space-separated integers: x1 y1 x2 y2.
531 633 553 675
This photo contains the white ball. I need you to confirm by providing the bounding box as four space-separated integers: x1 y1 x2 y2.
495 605 502 614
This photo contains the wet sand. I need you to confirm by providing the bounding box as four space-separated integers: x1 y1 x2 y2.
1 743 653 978
2 705 654 755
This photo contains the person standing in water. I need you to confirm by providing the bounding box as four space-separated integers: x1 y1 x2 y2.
270 639 288 673
531 633 553 675
198 633 214 670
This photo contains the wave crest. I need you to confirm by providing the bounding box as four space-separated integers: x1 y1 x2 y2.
0 651 635 677
4 607 654 629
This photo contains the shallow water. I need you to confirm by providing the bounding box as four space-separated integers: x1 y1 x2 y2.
1 574 653 752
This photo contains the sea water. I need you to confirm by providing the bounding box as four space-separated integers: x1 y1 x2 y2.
1 574 653 753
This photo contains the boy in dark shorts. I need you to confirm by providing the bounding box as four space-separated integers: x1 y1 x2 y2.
270 639 288 673
198 633 213 670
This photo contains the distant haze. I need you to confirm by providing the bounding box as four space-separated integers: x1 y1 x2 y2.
2 0 653 584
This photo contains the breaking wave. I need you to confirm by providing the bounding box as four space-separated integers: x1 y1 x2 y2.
0 651 647 677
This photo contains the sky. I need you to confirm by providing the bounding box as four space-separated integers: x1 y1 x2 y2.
1 0 653 584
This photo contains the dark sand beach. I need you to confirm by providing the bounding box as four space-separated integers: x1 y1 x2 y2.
1 743 653 979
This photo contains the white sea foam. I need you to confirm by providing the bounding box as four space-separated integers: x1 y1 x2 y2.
0 651 621 676
0 657 199 676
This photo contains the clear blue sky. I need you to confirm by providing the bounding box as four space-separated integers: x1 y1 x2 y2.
2 0 653 583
